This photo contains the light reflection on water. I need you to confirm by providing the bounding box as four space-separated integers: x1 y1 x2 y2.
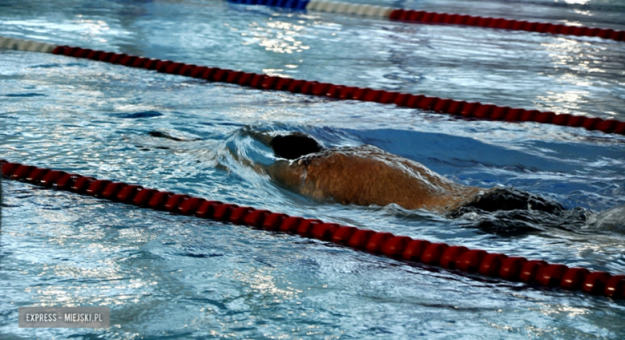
1 0 625 338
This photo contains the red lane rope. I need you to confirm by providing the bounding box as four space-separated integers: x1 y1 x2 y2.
236 0 625 43
3 159 625 299
50 45 625 136
388 9 625 43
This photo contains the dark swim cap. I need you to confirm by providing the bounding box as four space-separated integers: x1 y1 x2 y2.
270 134 324 160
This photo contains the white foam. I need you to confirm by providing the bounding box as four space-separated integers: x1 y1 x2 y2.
590 203 625 232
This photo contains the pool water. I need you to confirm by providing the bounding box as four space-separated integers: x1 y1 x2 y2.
1 0 625 338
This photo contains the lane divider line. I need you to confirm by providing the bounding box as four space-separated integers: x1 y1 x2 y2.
50 43 625 135
227 0 625 42
0 36 56 53
1 34 623 135
2 159 625 299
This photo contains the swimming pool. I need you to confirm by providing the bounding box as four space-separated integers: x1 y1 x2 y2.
1 0 625 338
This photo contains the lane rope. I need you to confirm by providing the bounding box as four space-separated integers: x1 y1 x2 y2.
227 0 625 43
1 35 622 136
0 36 56 53
2 159 625 299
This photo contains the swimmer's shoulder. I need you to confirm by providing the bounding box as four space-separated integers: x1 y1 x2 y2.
269 144 386 175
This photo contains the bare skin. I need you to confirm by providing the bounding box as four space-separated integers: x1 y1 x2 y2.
152 129 566 216
259 145 485 213
148 128 487 212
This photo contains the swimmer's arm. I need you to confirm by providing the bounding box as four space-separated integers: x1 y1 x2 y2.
263 161 296 186
228 150 299 193
225 147 294 184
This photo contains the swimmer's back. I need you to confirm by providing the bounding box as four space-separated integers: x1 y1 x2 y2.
266 146 481 212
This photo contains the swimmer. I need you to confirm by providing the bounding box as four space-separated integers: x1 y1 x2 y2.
148 128 605 233
246 131 565 216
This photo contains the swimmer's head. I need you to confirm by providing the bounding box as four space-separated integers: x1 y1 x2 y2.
270 133 324 160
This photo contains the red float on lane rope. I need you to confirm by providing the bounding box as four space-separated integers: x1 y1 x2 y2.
2 158 624 301
386 9 625 42
48 45 625 136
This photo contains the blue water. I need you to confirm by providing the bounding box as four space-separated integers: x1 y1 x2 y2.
1 0 625 338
